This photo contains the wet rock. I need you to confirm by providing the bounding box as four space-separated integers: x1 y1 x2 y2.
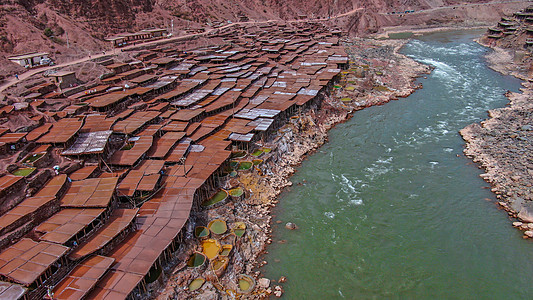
509 197 525 212
285 222 297 230
258 278 271 288
518 202 533 223
274 285 284 297
278 276 287 283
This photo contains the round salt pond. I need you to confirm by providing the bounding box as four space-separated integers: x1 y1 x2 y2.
201 190 228 208
229 187 244 197
189 278 205 291
237 274 255 293
187 252 206 268
208 219 227 235
194 226 210 238
201 239 221 260
238 161 253 171
233 222 246 237
211 256 229 277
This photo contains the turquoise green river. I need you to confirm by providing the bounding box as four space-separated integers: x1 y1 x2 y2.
263 30 533 299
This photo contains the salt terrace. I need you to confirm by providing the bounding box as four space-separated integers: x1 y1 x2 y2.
0 21 348 299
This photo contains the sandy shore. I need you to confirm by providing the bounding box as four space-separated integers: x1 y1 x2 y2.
156 37 430 299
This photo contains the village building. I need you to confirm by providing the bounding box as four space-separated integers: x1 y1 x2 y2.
8 52 51 68
46 71 78 89
105 28 169 48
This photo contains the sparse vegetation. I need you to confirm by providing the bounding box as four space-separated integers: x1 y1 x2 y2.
44 27 53 37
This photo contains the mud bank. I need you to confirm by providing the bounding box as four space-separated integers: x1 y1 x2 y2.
156 38 428 299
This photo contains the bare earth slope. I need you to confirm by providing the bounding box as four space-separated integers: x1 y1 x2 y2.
0 0 527 77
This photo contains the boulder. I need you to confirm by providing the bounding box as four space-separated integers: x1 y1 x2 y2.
257 278 270 288
512 221 523 227
518 201 533 223
285 222 297 230
509 197 525 212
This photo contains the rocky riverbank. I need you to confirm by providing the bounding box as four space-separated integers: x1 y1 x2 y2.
461 9 533 238
155 37 429 299
461 83 533 236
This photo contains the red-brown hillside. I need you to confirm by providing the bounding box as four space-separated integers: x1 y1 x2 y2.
0 0 528 76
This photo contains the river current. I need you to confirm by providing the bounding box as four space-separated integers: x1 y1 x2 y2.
263 30 533 299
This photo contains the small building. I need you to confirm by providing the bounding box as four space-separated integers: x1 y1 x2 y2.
105 36 126 48
47 71 77 89
141 28 168 38
105 28 168 48
8 52 50 68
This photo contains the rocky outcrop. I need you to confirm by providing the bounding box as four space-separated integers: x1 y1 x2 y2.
49 0 153 31
460 85 533 233
461 6 533 238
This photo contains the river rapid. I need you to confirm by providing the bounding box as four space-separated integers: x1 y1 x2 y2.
263 30 533 299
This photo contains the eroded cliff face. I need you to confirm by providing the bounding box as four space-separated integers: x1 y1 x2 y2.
48 0 154 29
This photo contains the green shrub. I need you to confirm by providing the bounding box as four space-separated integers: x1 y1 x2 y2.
44 28 53 37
